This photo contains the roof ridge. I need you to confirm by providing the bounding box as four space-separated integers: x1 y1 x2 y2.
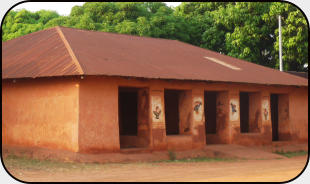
58 26 178 42
55 26 84 75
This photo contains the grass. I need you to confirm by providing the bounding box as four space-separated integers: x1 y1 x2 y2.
3 153 240 172
162 150 239 163
3 154 105 172
273 150 308 158
168 150 177 161
6 149 305 172
154 156 239 163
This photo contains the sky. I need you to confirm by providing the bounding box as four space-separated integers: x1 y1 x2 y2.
12 2 182 16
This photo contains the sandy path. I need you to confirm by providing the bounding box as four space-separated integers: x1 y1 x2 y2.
6 155 307 182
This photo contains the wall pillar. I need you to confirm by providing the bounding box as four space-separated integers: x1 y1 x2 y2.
261 91 272 144
249 92 262 132
78 78 119 153
288 88 308 142
278 94 291 140
229 90 240 144
179 90 193 135
191 89 205 148
216 91 230 143
149 87 167 150
137 88 151 147
204 90 229 144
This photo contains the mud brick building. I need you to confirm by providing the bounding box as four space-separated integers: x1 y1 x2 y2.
2 26 308 153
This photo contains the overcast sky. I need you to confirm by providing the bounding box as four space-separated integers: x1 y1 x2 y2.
12 2 182 16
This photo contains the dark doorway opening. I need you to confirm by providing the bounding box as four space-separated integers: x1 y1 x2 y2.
164 90 180 135
270 94 279 141
205 91 217 134
118 87 150 149
240 92 249 133
118 87 138 136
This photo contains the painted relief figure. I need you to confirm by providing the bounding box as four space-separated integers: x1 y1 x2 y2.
230 103 237 113
153 106 161 119
193 97 204 122
151 96 163 122
194 101 202 113
229 99 239 121
262 99 269 121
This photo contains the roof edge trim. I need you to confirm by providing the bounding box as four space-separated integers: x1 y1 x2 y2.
55 26 84 74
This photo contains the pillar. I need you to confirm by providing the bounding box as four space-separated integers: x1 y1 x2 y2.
261 91 272 144
229 90 240 144
137 88 151 147
149 86 167 150
278 94 290 140
191 88 205 148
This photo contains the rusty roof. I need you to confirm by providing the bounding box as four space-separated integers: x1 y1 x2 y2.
2 26 308 86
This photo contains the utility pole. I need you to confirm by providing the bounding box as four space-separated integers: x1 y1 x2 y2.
279 15 283 71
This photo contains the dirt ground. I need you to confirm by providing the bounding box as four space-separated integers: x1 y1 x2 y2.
5 155 308 182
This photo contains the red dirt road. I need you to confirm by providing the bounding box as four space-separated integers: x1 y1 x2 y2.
7 155 308 182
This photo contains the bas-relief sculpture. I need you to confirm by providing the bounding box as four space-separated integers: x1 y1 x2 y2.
151 95 163 122
262 99 270 121
229 99 239 121
193 97 203 122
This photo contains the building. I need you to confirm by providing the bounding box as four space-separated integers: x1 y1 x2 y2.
2 26 308 153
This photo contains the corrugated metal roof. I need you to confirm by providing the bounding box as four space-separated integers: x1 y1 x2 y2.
2 26 308 86
2 27 81 79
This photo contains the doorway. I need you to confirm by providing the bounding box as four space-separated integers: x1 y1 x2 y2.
240 92 250 133
164 90 180 135
205 91 217 134
119 87 138 137
118 87 149 149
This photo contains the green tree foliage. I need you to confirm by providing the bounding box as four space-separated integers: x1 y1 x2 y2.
263 2 308 71
220 3 276 67
2 10 60 41
2 2 308 71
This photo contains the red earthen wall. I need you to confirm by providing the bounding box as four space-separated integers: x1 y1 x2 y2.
191 88 206 148
179 90 192 135
249 92 262 133
205 91 230 144
2 78 79 152
78 78 119 153
289 88 308 142
2 76 308 153
278 94 291 140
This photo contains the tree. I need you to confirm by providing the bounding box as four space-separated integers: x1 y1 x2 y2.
263 2 308 71
2 9 59 41
220 2 275 67
115 20 137 34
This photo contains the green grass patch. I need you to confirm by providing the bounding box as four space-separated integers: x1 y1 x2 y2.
154 157 239 163
3 154 105 172
164 150 239 163
3 153 240 172
273 150 308 158
168 150 177 161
